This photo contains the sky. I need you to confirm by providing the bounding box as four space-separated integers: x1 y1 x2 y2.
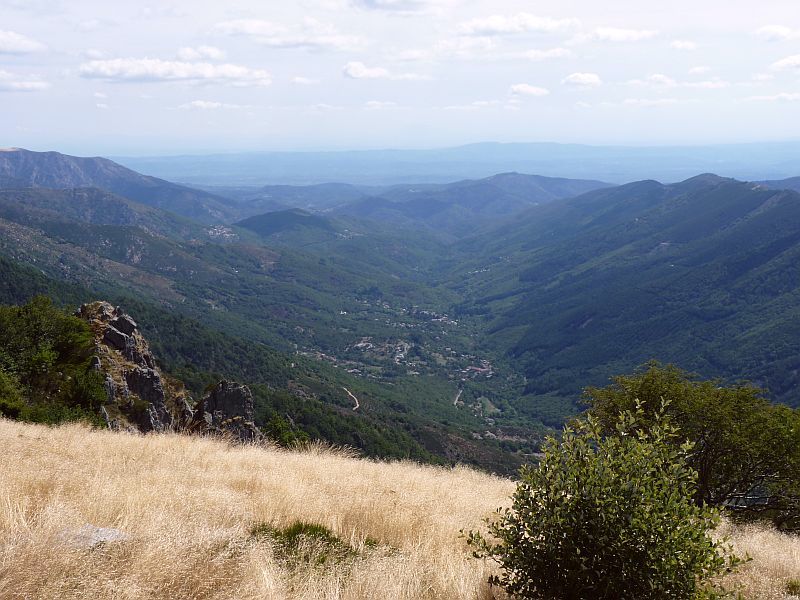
1 0 800 155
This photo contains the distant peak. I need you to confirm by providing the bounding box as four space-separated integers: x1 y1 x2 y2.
680 173 731 185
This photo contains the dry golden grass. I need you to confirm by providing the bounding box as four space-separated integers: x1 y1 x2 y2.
1 418 799 599
0 419 512 599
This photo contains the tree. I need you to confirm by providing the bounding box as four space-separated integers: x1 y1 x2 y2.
584 362 800 528
468 404 740 600
0 296 105 425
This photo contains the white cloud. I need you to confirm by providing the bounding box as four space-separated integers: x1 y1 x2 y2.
595 27 657 42
396 37 497 62
755 25 800 41
745 92 800 101
311 103 342 111
0 69 50 91
291 76 318 85
177 46 225 61
83 49 107 59
572 27 658 44
562 72 602 87
509 83 550 97
93 91 107 98
771 54 800 71
752 72 774 82
685 78 729 89
78 58 271 86
457 13 579 36
364 100 399 109
689 66 711 75
432 37 495 59
215 19 364 51
95 102 109 109
629 73 729 89
630 73 678 87
442 100 503 111
524 47 571 61
0 30 46 54
178 100 248 109
343 61 427 80
671 40 697 50
623 98 678 107
350 0 456 14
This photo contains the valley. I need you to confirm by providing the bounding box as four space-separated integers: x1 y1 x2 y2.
1 148 800 473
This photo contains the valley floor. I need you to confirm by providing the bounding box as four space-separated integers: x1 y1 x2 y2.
0 419 797 599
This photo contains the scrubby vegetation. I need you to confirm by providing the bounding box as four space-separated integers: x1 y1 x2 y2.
0 419 798 599
0 296 105 425
585 363 800 529
469 404 741 599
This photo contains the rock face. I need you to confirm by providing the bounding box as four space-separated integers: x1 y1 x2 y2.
77 301 188 432
77 301 261 442
190 381 261 442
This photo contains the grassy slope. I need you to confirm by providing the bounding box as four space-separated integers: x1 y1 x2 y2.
0 419 796 600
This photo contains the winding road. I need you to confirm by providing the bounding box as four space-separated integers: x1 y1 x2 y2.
342 387 360 411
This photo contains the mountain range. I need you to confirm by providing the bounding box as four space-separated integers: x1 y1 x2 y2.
0 148 238 224
1 148 800 468
112 141 800 186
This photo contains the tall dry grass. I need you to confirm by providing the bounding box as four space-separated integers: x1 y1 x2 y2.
0 419 512 599
1 418 799 599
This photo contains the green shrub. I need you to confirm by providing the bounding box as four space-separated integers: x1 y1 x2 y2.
250 521 371 566
787 579 800 596
468 403 741 600
0 368 25 418
0 296 105 426
585 363 800 529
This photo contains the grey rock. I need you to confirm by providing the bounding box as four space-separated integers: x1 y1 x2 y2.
102 326 129 351
60 524 129 550
190 381 261 442
110 313 138 335
103 374 116 404
203 381 255 422
125 367 172 431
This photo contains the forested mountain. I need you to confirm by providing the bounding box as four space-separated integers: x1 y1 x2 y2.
3 151 800 468
0 187 208 241
451 174 800 422
211 172 611 237
333 172 611 238
0 149 238 223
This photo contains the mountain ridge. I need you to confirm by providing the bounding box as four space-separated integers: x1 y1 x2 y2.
0 148 238 224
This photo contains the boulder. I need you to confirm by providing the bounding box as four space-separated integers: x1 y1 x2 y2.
110 313 138 335
102 326 129 352
190 381 261 442
60 524 129 550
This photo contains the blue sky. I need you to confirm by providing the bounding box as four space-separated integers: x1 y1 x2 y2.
1 0 800 154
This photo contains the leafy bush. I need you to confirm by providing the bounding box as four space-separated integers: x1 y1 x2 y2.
468 404 741 600
0 296 105 425
585 362 800 529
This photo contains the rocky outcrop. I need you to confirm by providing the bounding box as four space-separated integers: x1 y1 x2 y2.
190 381 261 442
77 301 187 432
77 301 261 442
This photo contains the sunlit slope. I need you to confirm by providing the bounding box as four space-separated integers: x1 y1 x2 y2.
0 419 510 599
1 419 799 599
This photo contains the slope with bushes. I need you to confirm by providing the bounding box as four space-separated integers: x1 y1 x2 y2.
0 418 797 600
